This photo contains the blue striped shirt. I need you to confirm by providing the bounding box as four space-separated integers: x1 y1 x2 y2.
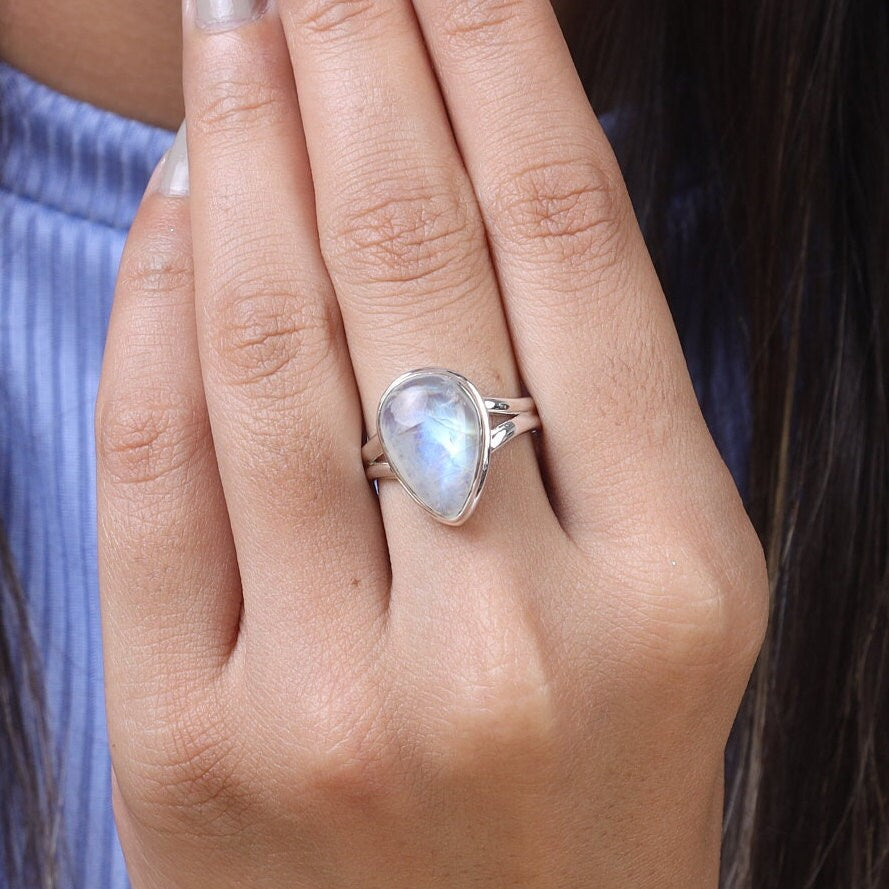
1 62 173 889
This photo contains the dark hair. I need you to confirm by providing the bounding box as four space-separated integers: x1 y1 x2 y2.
0 516 61 888
1 1 887 886
573 1 888 886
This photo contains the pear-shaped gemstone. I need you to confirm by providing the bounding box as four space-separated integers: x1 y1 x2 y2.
378 371 484 522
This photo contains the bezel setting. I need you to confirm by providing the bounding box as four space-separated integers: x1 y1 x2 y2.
375 368 492 527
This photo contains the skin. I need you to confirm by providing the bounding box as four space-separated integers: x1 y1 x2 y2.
8 0 769 885
0 0 185 129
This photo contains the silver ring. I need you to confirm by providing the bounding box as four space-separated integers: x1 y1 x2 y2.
362 368 540 526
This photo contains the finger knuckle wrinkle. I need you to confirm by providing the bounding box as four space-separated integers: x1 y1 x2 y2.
120 245 193 297
211 284 338 392
493 157 628 262
293 0 382 39
97 394 208 487
329 184 478 287
439 0 524 44
192 78 286 136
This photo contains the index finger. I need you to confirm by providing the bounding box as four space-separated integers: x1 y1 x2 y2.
410 0 731 540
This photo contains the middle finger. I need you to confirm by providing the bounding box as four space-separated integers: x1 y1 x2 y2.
279 0 556 564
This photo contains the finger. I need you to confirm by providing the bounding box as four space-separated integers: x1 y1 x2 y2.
411 0 733 541
96 134 240 691
181 3 390 646
278 0 558 562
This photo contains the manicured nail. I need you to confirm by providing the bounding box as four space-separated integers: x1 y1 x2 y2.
194 0 269 31
158 123 189 197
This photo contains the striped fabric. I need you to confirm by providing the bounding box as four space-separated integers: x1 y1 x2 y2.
0 62 173 889
0 59 750 889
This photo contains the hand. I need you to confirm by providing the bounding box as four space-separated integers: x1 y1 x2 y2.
96 1 768 886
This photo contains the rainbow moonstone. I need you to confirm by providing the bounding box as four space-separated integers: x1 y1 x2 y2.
378 371 485 522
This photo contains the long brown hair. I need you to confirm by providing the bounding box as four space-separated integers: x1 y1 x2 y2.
1 1 887 886
573 1 889 886
0 516 61 888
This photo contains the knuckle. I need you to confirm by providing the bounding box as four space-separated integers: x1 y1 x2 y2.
440 675 555 767
118 237 193 298
646 579 738 675
490 155 630 267
296 737 395 807
96 391 209 488
208 279 339 395
290 0 384 39
116 706 251 833
414 609 557 768
640 524 769 680
438 0 525 44
326 179 481 289
289 690 399 807
717 517 770 670
683 496 770 676
190 76 287 137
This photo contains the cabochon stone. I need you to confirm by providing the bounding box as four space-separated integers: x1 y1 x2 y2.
378 371 483 521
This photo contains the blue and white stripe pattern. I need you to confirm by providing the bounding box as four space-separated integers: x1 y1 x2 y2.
1 62 173 889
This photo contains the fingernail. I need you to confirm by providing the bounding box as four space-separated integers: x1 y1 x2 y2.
194 0 269 31
158 123 189 197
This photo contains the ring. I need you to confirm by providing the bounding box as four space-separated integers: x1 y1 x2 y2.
362 368 540 526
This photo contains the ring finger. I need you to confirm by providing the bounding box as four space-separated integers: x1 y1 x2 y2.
278 0 556 569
